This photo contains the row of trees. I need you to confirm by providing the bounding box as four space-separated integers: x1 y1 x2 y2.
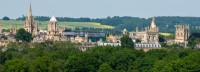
0 41 200 72
0 28 199 71
16 16 200 33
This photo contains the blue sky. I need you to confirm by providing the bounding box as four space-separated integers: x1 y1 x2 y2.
0 0 199 19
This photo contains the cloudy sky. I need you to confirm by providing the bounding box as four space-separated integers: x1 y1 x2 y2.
0 0 199 19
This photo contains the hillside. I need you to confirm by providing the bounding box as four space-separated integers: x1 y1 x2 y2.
0 20 114 30
16 16 200 34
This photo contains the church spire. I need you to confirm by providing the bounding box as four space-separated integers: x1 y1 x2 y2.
151 16 156 28
28 2 32 19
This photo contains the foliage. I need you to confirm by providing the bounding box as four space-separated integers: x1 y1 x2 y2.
1 35 8 40
14 28 33 42
188 33 200 48
120 35 134 48
2 16 10 20
0 41 199 72
97 63 113 72
30 56 60 72
5 59 28 72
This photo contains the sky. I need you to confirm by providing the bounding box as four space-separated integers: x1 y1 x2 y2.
0 0 200 19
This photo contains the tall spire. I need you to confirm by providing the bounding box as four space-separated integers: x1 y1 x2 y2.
151 16 156 28
28 1 32 19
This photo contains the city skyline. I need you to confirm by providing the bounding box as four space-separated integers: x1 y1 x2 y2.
0 0 200 19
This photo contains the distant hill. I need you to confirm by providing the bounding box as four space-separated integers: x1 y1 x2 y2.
0 20 114 30
14 16 200 34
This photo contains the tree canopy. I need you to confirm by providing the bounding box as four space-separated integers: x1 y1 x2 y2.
14 28 33 42
2 16 10 20
0 41 199 72
120 35 134 48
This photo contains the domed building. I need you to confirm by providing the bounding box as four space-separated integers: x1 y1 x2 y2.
46 16 62 41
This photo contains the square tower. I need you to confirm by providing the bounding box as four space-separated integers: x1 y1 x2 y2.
175 24 190 43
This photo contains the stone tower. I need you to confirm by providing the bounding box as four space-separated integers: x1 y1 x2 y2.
175 24 190 43
24 3 38 36
48 16 58 33
46 16 60 41
145 17 159 44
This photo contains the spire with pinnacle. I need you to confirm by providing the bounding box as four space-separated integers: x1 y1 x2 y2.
28 2 32 19
151 17 156 28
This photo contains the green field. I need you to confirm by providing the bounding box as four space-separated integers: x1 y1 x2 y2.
0 20 114 30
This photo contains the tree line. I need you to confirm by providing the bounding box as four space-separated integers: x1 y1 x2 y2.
0 38 200 72
15 16 200 34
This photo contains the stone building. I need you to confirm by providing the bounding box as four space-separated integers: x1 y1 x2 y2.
46 16 61 41
24 3 38 36
10 28 17 35
106 34 121 43
74 35 88 43
175 24 190 43
136 17 159 44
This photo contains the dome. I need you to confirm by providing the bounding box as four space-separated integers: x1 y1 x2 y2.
123 29 127 31
50 16 57 22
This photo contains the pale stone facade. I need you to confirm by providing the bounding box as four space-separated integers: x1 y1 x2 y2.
24 3 38 36
136 17 159 44
10 28 17 34
106 34 121 43
74 34 88 43
175 24 190 43
46 16 61 41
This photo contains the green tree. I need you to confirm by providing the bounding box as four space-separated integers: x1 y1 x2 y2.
14 28 33 42
0 51 12 64
4 59 28 72
98 63 113 72
152 60 167 72
0 64 4 72
1 35 8 40
120 35 134 48
109 49 136 71
181 52 200 71
65 53 99 72
2 16 10 20
30 56 60 72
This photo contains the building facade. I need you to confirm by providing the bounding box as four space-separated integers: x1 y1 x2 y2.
46 16 62 41
136 17 159 44
175 24 190 43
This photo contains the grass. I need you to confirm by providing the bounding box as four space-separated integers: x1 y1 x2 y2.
0 20 114 30
128 32 173 36
159 33 173 36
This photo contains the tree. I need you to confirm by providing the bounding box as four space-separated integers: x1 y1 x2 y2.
64 53 99 72
159 35 166 42
30 56 60 72
4 59 28 72
2 16 10 20
1 35 8 40
135 39 141 43
98 63 113 72
181 52 200 71
120 35 134 48
14 28 33 42
152 60 167 72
